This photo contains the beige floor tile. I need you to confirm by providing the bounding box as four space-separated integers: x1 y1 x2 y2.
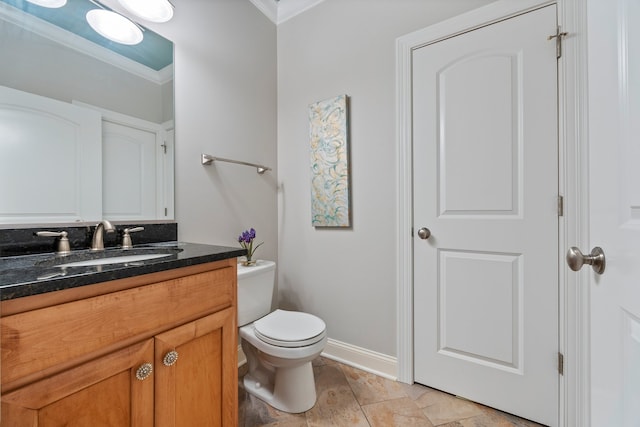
240 359 546 427
306 365 370 427
403 382 436 401
339 364 407 406
417 390 484 426
455 414 524 427
312 356 339 368
362 397 435 427
441 410 545 427
474 405 546 427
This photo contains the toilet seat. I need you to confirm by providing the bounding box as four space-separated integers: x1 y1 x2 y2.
254 309 326 348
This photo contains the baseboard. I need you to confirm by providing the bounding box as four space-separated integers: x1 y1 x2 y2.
321 338 397 381
238 338 398 381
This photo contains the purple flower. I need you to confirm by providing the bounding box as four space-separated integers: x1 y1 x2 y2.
237 228 264 263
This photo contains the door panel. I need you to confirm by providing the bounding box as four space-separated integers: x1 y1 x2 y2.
587 0 640 425
413 5 559 425
439 250 521 370
438 53 520 216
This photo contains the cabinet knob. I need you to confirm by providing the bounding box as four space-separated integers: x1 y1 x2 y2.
163 350 179 367
135 363 153 381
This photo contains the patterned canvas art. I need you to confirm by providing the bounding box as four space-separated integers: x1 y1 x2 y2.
309 95 351 227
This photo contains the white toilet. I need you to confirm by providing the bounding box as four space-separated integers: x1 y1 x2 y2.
238 260 327 413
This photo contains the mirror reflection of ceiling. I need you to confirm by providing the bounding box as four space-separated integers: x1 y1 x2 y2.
0 0 172 71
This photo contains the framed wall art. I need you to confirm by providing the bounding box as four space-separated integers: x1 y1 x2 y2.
308 94 351 228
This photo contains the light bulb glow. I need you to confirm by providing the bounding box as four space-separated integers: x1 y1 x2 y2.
86 9 143 45
118 0 174 23
25 0 67 8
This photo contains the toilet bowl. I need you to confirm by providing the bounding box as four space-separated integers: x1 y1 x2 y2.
238 260 327 413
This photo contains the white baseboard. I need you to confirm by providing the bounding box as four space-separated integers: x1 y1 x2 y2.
321 338 397 380
238 338 398 381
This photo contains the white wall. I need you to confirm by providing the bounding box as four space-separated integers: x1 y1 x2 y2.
154 1 278 261
277 0 495 357
0 19 168 124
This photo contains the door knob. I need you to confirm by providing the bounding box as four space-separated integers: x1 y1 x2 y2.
417 227 431 240
566 246 606 274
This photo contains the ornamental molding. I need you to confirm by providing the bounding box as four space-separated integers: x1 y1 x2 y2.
249 0 325 25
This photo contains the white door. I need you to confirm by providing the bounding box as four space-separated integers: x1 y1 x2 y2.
586 0 640 425
413 5 559 426
0 85 102 224
102 120 159 220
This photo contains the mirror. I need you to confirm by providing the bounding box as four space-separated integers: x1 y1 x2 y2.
0 0 174 225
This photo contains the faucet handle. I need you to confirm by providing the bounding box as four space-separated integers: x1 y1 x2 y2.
122 227 144 249
36 231 71 255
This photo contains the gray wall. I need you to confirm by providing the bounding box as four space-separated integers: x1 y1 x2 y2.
155 1 278 262
276 0 495 357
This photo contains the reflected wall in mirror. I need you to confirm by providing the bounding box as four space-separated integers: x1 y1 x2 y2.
0 0 174 225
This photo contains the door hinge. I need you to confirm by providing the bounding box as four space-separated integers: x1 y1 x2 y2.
558 352 564 375
164 207 168 216
548 26 568 59
557 195 564 216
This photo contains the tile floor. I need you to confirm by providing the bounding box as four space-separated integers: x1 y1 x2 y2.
238 357 546 427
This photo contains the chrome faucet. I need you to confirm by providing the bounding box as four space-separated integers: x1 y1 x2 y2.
90 220 115 251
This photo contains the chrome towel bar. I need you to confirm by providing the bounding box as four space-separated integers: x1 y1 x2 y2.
201 153 271 174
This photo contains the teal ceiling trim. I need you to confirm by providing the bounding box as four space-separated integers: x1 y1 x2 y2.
0 0 173 71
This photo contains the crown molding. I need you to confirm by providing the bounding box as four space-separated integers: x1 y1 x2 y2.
249 0 278 24
249 0 325 25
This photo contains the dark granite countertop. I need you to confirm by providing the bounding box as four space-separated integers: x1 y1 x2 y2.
0 242 245 301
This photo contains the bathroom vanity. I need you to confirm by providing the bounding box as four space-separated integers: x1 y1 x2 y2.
0 243 244 426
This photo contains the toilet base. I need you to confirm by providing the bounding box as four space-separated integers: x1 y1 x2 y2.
243 360 317 413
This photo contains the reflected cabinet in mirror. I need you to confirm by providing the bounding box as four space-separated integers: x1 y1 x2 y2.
0 0 174 225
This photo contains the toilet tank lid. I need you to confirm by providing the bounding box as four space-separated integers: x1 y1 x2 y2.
237 260 275 278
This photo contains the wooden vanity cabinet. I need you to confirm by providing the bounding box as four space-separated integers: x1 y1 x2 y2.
1 259 238 427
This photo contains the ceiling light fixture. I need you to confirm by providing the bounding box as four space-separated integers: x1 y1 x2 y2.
118 0 174 23
86 9 143 45
25 0 67 8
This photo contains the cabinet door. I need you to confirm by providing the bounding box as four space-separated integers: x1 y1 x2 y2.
1 339 154 427
154 308 237 427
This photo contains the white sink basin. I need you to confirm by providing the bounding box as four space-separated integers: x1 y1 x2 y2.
59 253 172 268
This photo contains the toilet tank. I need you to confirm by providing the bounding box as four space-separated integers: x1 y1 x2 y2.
237 260 276 326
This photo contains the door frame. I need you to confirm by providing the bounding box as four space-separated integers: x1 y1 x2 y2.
395 0 590 425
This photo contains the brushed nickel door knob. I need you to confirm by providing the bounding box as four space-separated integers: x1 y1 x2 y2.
566 246 606 275
417 227 431 240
